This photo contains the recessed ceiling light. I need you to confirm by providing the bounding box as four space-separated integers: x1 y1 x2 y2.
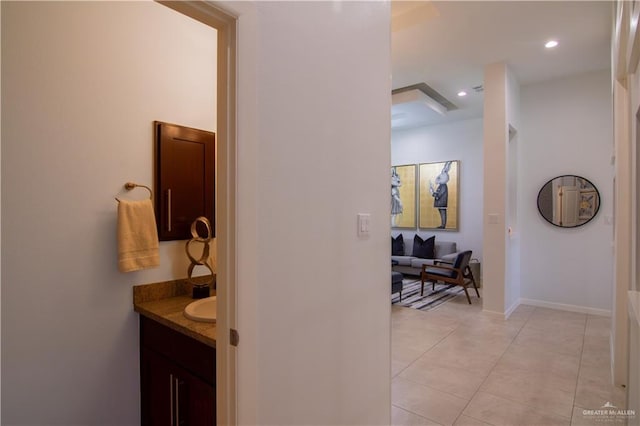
545 40 558 49
457 91 467 97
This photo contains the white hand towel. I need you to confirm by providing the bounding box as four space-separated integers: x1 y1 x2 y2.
117 199 160 272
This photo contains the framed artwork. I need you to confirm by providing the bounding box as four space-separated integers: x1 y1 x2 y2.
578 190 599 221
391 164 417 228
577 176 595 191
419 161 459 230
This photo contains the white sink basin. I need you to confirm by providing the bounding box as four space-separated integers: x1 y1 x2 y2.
184 296 217 323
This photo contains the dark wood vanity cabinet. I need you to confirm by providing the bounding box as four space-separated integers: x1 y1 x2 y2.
140 316 216 426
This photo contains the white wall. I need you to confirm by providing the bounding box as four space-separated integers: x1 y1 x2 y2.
519 69 613 313
1 2 216 423
391 118 484 261
231 2 392 425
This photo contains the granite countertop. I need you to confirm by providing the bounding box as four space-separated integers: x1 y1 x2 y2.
133 276 216 348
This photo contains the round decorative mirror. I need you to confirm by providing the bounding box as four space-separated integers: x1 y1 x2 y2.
537 175 600 228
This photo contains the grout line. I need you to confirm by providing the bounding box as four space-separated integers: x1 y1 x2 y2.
461 307 578 424
392 321 458 379
449 310 526 426
391 403 445 426
393 300 596 425
568 313 589 425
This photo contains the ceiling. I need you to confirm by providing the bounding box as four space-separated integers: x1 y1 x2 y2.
391 1 613 130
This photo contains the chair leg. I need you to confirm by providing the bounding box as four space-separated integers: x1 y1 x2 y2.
466 266 480 298
420 278 425 296
432 280 435 291
461 284 472 304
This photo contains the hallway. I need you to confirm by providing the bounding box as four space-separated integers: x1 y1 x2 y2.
392 294 627 425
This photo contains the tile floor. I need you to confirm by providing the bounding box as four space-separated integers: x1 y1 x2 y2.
391 288 627 426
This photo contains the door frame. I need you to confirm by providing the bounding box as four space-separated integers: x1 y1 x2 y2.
157 2 238 424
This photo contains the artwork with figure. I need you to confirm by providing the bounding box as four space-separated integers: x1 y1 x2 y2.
391 164 416 228
419 161 459 230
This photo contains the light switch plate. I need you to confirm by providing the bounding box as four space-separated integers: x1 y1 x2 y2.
358 213 371 238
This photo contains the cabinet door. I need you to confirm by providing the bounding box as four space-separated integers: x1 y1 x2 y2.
155 121 215 241
175 365 216 426
141 347 173 426
141 348 216 426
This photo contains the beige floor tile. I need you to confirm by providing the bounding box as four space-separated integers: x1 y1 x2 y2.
512 325 584 357
584 315 610 333
480 365 576 418
571 401 632 426
394 316 460 335
431 303 481 321
422 339 504 375
447 324 519 349
574 374 622 411
509 304 536 318
452 415 491 426
528 307 587 322
393 359 411 378
398 357 488 400
571 405 615 426
578 363 612 384
582 334 610 353
393 344 430 367
393 328 451 355
391 296 616 426
463 391 571 426
393 325 452 344
571 405 598 426
392 405 443 426
496 343 581 381
580 345 611 372
392 377 469 426
465 312 526 330
427 307 475 324
435 331 513 358
523 318 587 336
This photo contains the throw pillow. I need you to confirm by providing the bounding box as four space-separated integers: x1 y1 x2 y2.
391 234 404 256
412 235 435 259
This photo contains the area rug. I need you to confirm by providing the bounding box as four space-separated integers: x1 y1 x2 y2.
392 278 464 311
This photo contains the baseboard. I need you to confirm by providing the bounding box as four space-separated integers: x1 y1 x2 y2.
519 298 611 317
609 332 616 385
481 300 521 320
481 308 508 319
504 299 521 319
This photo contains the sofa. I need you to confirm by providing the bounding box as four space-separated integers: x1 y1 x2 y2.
392 233 459 276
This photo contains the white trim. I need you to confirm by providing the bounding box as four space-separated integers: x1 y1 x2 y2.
520 298 611 317
504 299 521 319
156 2 238 425
610 330 616 385
481 300 521 320
481 308 507 319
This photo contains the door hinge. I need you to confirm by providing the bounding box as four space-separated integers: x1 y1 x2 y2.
230 328 239 347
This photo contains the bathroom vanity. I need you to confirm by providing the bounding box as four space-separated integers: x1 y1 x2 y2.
134 279 216 426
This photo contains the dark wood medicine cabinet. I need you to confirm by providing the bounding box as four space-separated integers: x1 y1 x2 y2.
154 121 215 241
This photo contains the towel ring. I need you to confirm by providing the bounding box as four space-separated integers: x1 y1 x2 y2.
115 182 153 201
